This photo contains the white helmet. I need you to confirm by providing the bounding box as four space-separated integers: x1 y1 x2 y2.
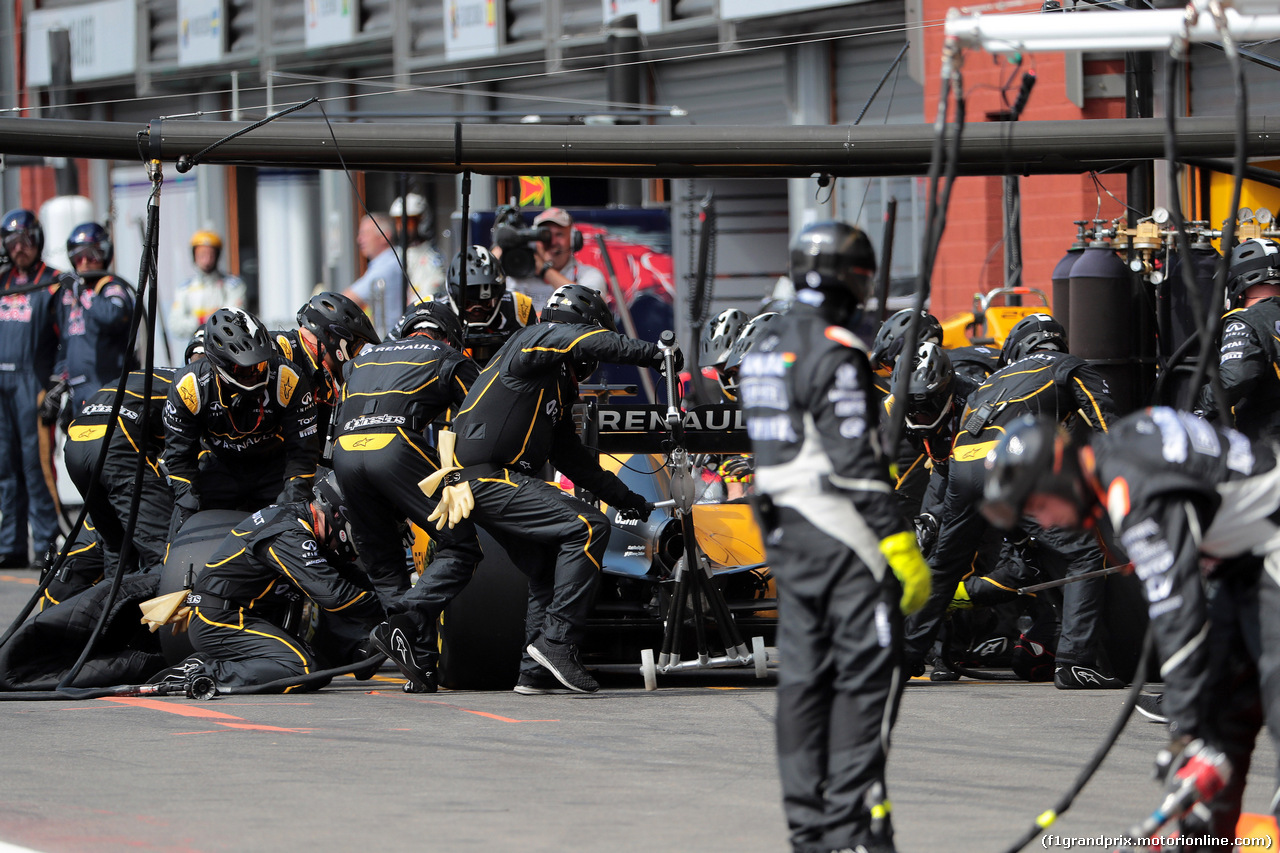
390 194 426 218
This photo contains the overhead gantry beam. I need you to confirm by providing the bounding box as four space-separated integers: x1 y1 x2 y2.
1 115 1279 178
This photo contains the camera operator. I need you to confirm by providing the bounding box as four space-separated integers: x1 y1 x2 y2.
494 207 605 306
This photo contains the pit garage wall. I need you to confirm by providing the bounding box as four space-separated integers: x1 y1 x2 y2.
19 0 929 345
914 0 1132 323
658 3 925 345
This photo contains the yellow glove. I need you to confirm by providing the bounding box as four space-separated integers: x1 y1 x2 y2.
949 580 972 612
427 480 475 530
879 530 932 615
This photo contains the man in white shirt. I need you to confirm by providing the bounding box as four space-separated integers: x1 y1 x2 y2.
390 194 446 302
169 230 246 358
343 213 405 337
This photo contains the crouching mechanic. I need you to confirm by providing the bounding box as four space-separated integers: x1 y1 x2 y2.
333 302 483 689
740 221 930 853
64 368 176 579
152 472 384 693
162 308 318 538
983 410 1280 842
426 284 670 694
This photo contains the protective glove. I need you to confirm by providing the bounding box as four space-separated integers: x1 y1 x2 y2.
1138 738 1231 838
427 480 475 530
614 491 652 523
879 530 932 615
419 429 461 497
652 345 684 376
138 590 194 634
38 378 68 426
913 512 939 556
948 580 972 612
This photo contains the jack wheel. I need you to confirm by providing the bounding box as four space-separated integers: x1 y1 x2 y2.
752 636 769 679
640 648 658 691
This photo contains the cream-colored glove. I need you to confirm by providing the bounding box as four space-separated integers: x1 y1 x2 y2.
879 530 932 615
427 480 476 530
418 429 462 498
139 590 193 633
420 429 476 529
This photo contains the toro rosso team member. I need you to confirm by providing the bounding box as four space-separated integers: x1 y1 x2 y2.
0 209 63 570
151 472 384 692
984 410 1280 843
740 221 930 853
162 308 318 537
56 223 136 413
428 284 669 695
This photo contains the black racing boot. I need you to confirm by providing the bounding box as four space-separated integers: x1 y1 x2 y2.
1054 662 1125 690
369 614 438 694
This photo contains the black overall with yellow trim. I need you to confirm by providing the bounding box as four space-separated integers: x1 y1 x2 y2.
1196 299 1280 445
185 502 383 691
64 369 175 575
441 321 658 680
161 355 318 536
331 334 481 609
273 328 341 451
37 521 105 608
903 349 1118 673
447 290 537 368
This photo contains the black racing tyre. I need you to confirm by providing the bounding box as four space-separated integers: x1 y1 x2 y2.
437 528 529 691
156 510 246 663
1100 571 1149 684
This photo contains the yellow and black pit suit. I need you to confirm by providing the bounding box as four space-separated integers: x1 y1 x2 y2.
903 349 1117 673
1196 299 1280 445
273 328 341 452
433 321 659 680
186 502 384 691
161 355 318 537
331 334 482 610
64 369 175 576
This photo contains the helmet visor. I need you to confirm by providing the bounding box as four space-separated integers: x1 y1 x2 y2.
216 360 270 391
69 244 107 265
2 231 34 252
905 394 952 432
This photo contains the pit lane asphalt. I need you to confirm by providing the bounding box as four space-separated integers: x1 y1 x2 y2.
0 570 1274 853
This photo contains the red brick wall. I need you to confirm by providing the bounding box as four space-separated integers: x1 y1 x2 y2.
17 161 93 216
920 0 1128 323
